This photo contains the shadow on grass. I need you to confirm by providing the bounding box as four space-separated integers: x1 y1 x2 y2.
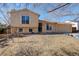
0 38 9 48
61 47 79 56
15 46 42 56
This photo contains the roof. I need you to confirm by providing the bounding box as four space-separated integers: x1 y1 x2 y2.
9 8 40 16
39 20 72 25
39 20 57 23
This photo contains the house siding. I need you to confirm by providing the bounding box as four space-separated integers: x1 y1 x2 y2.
9 9 72 34
40 20 72 33
9 9 39 33
10 9 38 28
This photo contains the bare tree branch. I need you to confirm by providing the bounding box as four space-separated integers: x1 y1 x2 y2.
0 9 9 24
72 17 79 22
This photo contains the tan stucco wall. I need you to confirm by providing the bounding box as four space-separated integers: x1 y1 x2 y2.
10 21 72 34
41 21 56 33
55 23 72 33
32 27 38 33
10 9 39 28
41 21 72 33
10 27 38 34
11 27 17 33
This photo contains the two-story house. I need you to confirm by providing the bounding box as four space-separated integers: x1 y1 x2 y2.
9 9 72 34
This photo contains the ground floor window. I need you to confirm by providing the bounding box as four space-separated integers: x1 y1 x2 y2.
29 28 32 32
46 24 49 30
50 26 52 30
18 28 23 32
46 24 52 30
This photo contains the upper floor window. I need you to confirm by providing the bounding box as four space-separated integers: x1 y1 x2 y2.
22 16 29 24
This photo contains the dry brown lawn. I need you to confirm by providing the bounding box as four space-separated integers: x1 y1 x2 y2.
0 34 79 56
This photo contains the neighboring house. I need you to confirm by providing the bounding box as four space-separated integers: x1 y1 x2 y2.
9 9 72 34
71 20 79 32
65 21 78 32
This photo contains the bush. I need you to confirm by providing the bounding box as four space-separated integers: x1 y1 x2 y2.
0 28 6 34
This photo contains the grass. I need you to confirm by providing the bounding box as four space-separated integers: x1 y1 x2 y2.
0 34 79 56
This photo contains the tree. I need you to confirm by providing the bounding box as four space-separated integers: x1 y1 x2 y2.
0 23 6 34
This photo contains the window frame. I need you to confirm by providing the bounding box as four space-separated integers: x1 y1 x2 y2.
22 16 29 24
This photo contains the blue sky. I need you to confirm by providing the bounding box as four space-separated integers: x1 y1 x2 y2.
0 3 79 24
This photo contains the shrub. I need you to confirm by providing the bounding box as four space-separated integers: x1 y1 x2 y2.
0 28 6 34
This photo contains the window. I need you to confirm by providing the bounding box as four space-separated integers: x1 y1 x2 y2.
18 28 23 32
50 26 52 30
29 28 32 32
22 16 29 24
46 24 52 30
46 24 49 30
